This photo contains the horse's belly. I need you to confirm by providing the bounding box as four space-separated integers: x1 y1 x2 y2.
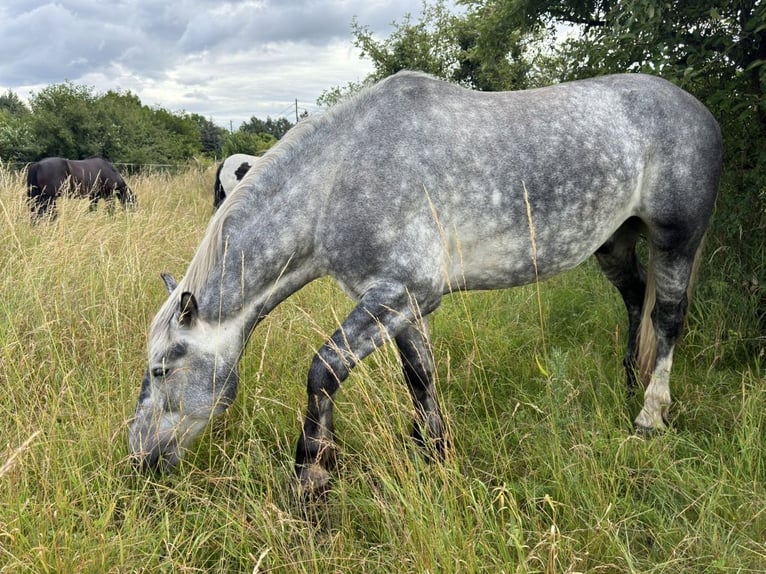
441 228 602 292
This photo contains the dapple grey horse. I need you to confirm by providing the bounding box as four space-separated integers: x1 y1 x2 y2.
128 71 721 496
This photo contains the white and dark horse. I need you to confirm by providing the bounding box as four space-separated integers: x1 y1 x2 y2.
27 156 135 220
128 72 721 495
213 153 258 209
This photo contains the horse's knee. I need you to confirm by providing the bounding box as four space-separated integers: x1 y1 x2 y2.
307 350 344 399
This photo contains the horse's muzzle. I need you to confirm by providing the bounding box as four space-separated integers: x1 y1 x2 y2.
127 410 182 474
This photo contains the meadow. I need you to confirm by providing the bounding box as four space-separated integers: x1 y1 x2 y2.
0 164 763 573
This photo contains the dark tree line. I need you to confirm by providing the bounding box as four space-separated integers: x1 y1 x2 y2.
0 82 294 166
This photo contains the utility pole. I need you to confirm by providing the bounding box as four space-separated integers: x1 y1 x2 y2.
295 99 299 123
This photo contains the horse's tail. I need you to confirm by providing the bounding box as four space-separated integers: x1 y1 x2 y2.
636 238 706 384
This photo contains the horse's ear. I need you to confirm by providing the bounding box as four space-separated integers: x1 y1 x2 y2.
179 292 198 328
160 272 177 294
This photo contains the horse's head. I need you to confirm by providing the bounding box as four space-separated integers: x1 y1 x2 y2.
128 273 239 472
121 185 138 210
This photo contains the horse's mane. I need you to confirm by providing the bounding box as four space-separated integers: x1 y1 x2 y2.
150 74 397 335
181 77 392 297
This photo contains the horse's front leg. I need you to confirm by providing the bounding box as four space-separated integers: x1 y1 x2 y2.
396 319 446 459
294 281 429 496
294 345 344 496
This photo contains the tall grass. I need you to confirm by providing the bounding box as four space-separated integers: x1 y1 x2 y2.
0 165 763 572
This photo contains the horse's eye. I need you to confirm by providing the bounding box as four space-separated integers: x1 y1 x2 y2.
151 366 168 379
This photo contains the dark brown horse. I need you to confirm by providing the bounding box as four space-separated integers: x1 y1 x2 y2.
27 157 135 220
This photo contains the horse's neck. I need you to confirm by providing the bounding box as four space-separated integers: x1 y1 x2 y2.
197 173 324 337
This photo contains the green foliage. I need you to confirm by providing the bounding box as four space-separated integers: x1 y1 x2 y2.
0 82 301 166
351 1 463 81
0 83 227 166
348 0 529 91
190 114 228 157
455 1 536 89
0 90 29 117
0 111 35 162
90 90 145 161
240 115 293 140
22 82 200 163
221 130 277 157
147 108 203 163
317 80 369 108
27 81 101 159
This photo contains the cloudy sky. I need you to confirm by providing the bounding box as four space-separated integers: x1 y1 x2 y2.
0 1 457 129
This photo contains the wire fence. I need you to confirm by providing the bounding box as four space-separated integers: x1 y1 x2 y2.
1 159 198 176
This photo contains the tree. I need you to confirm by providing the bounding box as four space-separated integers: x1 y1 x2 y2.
190 114 228 157
463 0 766 146
27 81 102 159
351 1 463 82
91 90 147 161
0 112 35 162
324 0 536 106
0 90 34 161
0 90 29 117
240 116 293 140
221 131 277 157
6 81 209 165
145 107 202 163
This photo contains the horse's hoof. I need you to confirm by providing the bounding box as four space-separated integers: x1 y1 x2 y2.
633 408 669 437
297 463 331 499
634 424 656 438
634 418 669 438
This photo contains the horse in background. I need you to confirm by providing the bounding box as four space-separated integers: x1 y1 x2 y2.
128 72 721 496
213 153 259 209
27 157 135 220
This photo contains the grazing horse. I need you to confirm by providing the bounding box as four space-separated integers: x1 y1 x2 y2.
213 153 258 209
128 72 721 496
27 157 135 220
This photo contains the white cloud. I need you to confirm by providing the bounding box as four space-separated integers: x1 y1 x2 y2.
0 1 453 128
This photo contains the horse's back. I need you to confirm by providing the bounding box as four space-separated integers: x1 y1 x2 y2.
315 72 721 295
68 157 124 182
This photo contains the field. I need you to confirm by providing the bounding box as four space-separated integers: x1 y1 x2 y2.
0 164 763 573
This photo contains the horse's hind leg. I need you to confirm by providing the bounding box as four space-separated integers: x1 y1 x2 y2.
633 243 697 432
595 222 646 393
395 318 446 459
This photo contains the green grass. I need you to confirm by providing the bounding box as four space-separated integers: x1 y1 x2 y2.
0 165 763 572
